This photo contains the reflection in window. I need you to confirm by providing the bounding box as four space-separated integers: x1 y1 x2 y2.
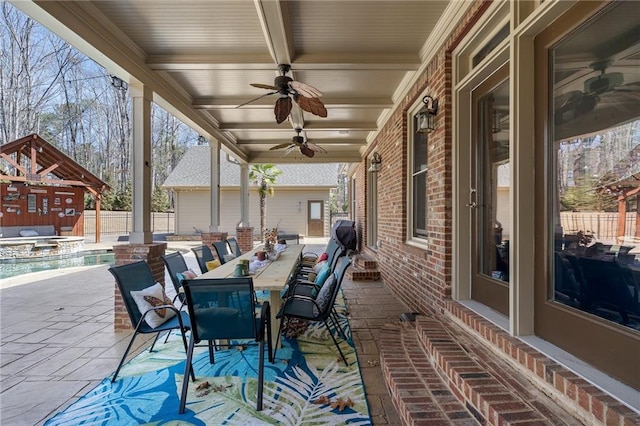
551 1 640 332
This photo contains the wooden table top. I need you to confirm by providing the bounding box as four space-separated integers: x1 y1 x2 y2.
197 244 304 292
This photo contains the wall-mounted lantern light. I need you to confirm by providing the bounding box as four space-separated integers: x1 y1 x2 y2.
110 75 127 90
368 152 382 173
415 95 439 133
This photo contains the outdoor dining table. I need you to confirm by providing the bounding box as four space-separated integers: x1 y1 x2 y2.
197 244 304 346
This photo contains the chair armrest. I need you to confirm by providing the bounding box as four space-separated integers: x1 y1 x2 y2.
258 301 271 341
136 305 185 330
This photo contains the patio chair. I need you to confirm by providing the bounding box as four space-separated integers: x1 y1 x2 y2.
108 261 194 383
179 277 273 413
227 237 242 257
275 256 352 365
161 251 193 306
191 244 215 273
212 240 233 264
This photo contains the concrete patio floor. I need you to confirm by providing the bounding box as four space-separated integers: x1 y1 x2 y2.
0 238 406 425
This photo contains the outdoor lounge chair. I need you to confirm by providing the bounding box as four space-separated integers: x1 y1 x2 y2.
191 244 215 273
179 277 273 413
275 256 352 365
108 261 194 383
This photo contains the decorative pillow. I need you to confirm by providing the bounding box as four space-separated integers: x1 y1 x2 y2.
318 252 329 262
182 269 198 279
130 283 176 328
313 260 327 274
314 263 331 286
313 274 336 316
19 229 39 237
206 259 221 271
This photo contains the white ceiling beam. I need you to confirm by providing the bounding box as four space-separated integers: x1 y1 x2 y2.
193 97 393 109
219 122 378 132
236 138 367 146
146 54 420 71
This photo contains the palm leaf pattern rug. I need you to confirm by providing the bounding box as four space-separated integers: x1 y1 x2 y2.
45 295 372 425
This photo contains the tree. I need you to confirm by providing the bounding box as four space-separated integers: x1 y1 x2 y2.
249 164 282 241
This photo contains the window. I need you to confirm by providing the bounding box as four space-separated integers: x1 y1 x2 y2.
535 0 640 389
411 115 428 239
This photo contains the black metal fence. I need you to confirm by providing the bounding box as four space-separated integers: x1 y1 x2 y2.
83 210 174 235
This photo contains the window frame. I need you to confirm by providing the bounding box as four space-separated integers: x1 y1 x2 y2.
406 96 430 248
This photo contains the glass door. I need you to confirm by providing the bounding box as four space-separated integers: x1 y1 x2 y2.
471 65 511 315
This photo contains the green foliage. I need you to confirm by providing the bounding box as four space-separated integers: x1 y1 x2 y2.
249 164 282 240
560 176 617 212
151 186 170 212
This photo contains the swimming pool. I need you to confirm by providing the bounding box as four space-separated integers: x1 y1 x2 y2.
0 251 115 280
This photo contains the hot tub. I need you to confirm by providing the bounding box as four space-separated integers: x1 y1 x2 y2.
0 236 85 260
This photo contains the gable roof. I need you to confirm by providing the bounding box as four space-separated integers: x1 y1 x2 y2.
0 134 109 194
163 145 339 189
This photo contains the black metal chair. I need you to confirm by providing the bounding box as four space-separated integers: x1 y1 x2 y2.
227 237 242 257
108 261 194 383
179 277 273 413
275 256 352 365
161 251 191 306
191 244 215 273
212 240 233 264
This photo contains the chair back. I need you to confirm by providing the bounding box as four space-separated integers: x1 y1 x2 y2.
161 251 189 294
326 238 346 270
227 237 242 257
191 245 215 273
182 277 258 342
312 256 351 319
108 261 156 328
212 241 232 264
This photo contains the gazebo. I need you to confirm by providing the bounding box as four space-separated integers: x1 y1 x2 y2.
0 134 110 242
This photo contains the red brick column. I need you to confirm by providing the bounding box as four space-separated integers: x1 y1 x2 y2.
112 242 167 331
235 226 254 253
200 231 228 252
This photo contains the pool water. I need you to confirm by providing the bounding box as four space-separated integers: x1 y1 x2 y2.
0 252 115 280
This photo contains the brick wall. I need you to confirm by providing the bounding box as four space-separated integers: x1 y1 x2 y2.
355 0 488 316
235 226 254 253
201 231 228 257
112 242 167 331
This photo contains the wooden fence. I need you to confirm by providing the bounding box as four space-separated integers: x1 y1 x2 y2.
83 210 174 235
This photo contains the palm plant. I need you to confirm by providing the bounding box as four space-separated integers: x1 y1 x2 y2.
249 164 282 241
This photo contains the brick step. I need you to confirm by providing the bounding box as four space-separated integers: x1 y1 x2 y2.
380 322 481 425
346 267 380 281
353 254 378 270
380 316 590 425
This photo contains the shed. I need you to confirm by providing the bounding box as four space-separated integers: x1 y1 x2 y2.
0 134 110 240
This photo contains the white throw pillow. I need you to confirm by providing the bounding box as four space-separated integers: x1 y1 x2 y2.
19 229 39 237
130 283 176 328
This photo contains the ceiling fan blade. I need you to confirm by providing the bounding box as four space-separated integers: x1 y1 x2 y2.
236 91 277 108
289 80 323 98
295 95 327 118
250 83 279 90
305 142 327 153
274 97 292 124
299 144 315 158
269 142 294 151
284 145 297 156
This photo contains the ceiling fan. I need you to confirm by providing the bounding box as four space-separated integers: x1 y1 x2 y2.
269 128 327 158
237 64 327 124
554 60 637 125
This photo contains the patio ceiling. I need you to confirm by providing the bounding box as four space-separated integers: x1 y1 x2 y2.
12 0 462 164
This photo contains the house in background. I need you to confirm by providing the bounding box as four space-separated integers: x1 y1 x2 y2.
162 145 338 239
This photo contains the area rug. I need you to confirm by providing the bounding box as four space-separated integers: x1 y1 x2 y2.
44 297 372 425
